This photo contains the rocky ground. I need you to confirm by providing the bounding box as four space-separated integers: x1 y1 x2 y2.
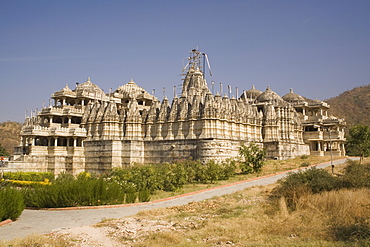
50 217 188 246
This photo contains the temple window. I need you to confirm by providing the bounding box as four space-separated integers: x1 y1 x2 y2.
305 125 318 132
54 117 62 124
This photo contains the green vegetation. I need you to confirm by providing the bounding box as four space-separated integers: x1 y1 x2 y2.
0 186 25 221
0 144 9 156
238 142 266 173
0 159 239 209
272 167 339 210
22 172 126 208
346 124 370 162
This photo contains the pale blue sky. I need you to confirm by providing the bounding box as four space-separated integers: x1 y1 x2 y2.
1 0 369 122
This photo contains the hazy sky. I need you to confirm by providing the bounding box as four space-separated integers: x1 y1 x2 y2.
1 0 369 122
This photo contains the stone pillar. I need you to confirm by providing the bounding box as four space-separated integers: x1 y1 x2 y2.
54 137 58 146
176 121 185 139
166 122 175 140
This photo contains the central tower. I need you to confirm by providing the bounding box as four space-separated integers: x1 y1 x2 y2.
181 49 211 97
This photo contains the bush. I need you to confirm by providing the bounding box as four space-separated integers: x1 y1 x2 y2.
125 183 137 203
20 158 238 208
272 167 339 210
239 143 266 174
341 160 370 189
0 186 25 221
300 154 309 159
220 159 237 180
300 161 311 167
22 174 125 208
138 189 151 202
105 159 237 193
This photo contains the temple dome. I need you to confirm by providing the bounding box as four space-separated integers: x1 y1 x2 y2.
115 79 154 100
75 77 104 94
282 88 306 103
240 85 262 100
256 86 283 103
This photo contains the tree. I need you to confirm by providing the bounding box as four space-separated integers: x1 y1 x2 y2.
346 125 370 163
0 144 9 156
239 143 266 173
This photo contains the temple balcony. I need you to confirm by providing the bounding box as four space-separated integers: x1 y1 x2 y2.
40 106 84 116
323 131 345 140
21 126 87 137
303 131 323 140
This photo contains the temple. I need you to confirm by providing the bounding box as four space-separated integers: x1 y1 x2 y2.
7 49 346 175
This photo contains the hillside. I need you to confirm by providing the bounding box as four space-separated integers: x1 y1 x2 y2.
0 121 22 155
326 84 370 127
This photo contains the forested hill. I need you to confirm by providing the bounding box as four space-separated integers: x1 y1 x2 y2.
325 84 370 127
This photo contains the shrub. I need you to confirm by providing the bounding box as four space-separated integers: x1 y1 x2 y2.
205 160 223 183
239 143 266 174
340 160 370 189
22 175 125 208
220 159 237 180
272 167 339 210
300 161 311 167
300 154 309 159
0 186 25 221
125 183 137 203
138 189 151 202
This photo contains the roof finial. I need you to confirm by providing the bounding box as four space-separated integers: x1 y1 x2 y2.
290 88 293 93
87 77 91 82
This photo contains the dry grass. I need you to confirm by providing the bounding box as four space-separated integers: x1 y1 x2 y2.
0 234 69 247
132 185 370 246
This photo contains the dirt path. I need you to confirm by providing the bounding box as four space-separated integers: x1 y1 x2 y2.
0 158 358 241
